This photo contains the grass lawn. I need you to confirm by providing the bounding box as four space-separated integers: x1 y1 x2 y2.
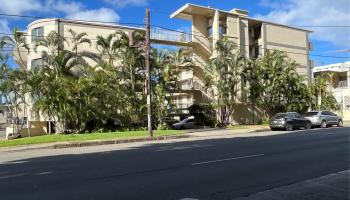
0 130 185 148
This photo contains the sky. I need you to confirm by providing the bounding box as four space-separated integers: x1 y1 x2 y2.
0 0 349 66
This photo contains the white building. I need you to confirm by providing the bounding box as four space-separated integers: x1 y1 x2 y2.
312 61 350 120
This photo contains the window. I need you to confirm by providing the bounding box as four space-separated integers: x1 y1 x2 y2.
304 112 319 117
274 113 286 119
31 27 44 42
321 111 332 116
208 26 213 36
31 58 43 69
207 25 227 36
286 113 295 118
294 113 302 118
330 112 337 116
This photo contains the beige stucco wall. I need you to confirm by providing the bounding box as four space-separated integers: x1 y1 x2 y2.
192 14 209 49
264 24 310 77
238 18 250 57
26 19 139 69
27 19 58 70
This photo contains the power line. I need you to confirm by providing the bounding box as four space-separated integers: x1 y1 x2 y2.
1 12 350 28
0 16 348 59
151 10 350 28
0 13 146 28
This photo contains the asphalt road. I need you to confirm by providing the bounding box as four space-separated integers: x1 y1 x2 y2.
0 127 349 200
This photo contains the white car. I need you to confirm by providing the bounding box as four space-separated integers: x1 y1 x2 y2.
172 116 195 129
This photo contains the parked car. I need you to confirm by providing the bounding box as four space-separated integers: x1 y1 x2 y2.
172 116 195 129
304 111 343 128
270 112 312 131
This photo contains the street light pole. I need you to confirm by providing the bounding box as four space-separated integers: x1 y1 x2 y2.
145 8 153 137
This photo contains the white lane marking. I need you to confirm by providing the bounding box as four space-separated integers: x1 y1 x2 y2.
179 198 199 200
35 171 52 175
154 144 213 152
191 154 265 166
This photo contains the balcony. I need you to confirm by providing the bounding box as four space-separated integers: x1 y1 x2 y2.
335 80 348 88
150 27 192 46
178 78 215 99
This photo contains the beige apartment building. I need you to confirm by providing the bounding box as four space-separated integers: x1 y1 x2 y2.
313 62 350 121
14 3 313 128
168 4 313 123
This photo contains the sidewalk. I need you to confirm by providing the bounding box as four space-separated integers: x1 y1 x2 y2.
186 125 270 137
233 170 350 200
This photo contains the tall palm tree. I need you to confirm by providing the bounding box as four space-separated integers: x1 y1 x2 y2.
208 38 244 125
34 31 66 57
68 29 91 57
0 28 29 70
95 32 128 65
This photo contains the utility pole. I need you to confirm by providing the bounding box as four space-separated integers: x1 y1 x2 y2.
145 8 153 137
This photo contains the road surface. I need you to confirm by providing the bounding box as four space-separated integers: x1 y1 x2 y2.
0 127 349 200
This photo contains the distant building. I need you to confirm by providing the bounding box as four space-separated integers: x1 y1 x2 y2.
312 61 350 120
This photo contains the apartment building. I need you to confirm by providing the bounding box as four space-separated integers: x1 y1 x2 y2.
167 4 313 123
313 61 350 121
15 3 313 125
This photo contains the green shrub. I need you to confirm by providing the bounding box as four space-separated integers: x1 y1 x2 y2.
189 103 217 127
157 123 168 130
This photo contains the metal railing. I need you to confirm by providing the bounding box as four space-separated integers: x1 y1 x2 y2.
335 80 348 88
151 27 192 44
178 78 215 99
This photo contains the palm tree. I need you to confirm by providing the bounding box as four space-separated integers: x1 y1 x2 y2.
311 76 329 109
0 28 29 70
95 32 129 65
208 38 244 125
68 29 91 57
34 31 66 56
242 59 263 124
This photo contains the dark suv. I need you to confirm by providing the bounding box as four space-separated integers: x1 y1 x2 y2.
270 112 312 131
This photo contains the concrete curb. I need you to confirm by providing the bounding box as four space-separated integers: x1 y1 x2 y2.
249 128 271 133
52 128 270 149
0 134 191 152
53 134 190 149
0 127 274 152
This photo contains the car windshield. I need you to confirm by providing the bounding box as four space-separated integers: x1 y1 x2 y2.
181 118 191 123
304 112 319 117
274 113 286 119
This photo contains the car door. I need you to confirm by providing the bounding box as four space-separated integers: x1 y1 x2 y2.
185 118 194 129
321 111 329 123
294 113 305 128
323 111 335 124
329 112 338 124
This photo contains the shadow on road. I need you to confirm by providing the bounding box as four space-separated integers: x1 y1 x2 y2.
0 127 349 200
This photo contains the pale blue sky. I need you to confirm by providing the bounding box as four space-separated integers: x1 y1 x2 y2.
0 0 349 66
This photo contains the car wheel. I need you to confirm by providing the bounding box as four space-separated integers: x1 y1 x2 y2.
321 120 327 128
337 120 343 127
286 123 293 131
270 128 277 131
305 122 311 130
180 125 185 130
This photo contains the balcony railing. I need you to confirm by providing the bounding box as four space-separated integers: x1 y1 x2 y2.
151 27 192 44
335 80 348 88
178 79 215 99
